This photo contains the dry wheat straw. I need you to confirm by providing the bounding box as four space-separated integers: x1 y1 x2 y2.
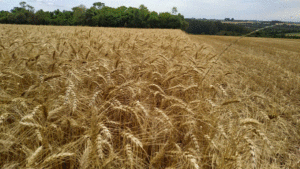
240 118 261 126
35 129 43 142
122 132 143 149
43 153 73 167
245 137 256 169
125 144 133 168
182 153 199 169
80 139 91 169
150 143 166 165
0 24 299 169
26 146 43 167
48 106 64 120
19 121 43 128
21 105 42 121
99 123 111 140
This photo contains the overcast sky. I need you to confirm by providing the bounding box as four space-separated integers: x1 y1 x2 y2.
0 0 299 22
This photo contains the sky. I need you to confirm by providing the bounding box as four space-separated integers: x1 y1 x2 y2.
0 0 300 22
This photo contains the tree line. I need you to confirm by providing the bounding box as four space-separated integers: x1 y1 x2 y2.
185 19 250 36
247 24 300 39
0 1 189 30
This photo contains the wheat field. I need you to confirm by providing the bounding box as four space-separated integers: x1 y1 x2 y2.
0 24 299 169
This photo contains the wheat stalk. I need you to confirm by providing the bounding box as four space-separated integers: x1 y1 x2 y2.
80 139 92 169
125 144 134 169
26 146 43 167
43 152 75 165
122 132 143 150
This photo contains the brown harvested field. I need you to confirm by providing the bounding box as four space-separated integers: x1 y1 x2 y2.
0 24 299 169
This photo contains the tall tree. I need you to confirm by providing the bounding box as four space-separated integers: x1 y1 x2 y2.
139 5 150 27
54 9 61 16
0 11 10 23
19 1 26 9
93 2 105 10
172 7 178 15
27 5 34 13
35 9 50 25
85 7 98 26
72 4 87 25
148 11 159 28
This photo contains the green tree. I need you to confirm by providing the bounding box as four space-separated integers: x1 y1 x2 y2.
177 13 189 30
85 7 98 26
0 11 10 23
93 2 105 10
15 12 27 24
54 9 61 16
72 4 87 25
19 1 26 8
52 10 69 25
59 10 73 25
35 9 50 25
139 5 150 27
10 5 27 24
124 7 141 27
147 11 159 28
172 7 177 15
27 5 34 13
116 6 128 27
158 12 172 28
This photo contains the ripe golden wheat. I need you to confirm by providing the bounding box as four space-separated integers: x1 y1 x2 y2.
0 24 299 168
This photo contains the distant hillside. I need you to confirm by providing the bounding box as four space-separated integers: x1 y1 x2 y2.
185 18 300 39
184 19 250 36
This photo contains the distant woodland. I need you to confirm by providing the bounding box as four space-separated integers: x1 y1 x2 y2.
185 19 250 36
0 1 189 29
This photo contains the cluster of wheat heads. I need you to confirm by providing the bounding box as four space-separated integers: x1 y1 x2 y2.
0 24 299 169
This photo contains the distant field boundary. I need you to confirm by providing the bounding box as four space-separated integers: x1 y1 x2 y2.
285 33 300 37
